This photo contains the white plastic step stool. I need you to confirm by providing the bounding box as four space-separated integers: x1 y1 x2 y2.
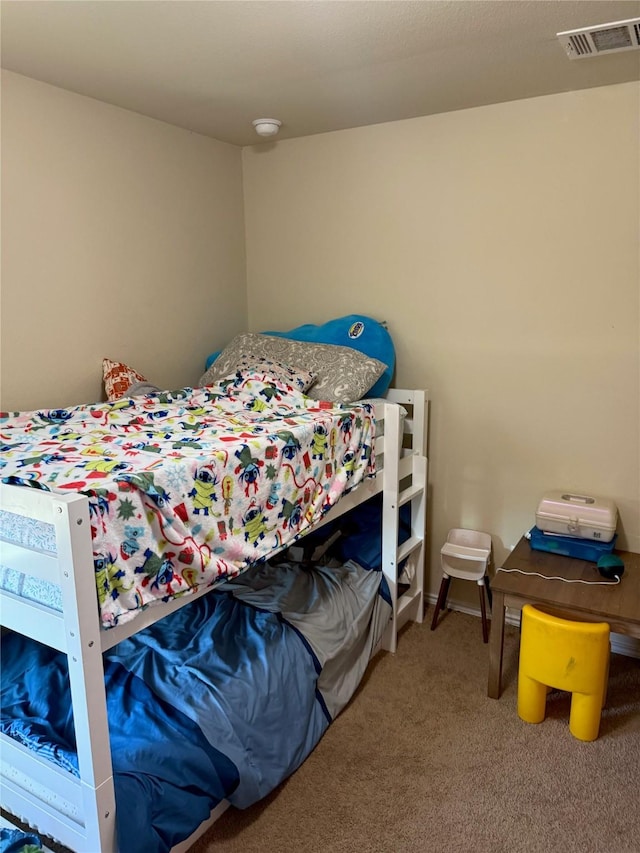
430 528 493 642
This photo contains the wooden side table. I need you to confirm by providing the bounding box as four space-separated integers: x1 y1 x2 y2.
488 536 640 699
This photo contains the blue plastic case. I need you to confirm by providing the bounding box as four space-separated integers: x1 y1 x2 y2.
528 526 617 563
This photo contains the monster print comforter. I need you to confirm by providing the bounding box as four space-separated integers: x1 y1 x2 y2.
0 368 375 627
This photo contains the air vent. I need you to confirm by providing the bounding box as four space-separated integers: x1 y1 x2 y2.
557 18 640 59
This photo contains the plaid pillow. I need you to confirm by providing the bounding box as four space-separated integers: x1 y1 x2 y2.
102 358 147 401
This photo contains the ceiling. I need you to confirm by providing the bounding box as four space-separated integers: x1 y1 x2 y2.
1 0 639 147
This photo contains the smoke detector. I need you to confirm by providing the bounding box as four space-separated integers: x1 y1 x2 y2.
557 18 640 59
252 118 282 138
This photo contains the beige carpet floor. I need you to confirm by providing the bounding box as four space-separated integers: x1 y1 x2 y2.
192 611 640 853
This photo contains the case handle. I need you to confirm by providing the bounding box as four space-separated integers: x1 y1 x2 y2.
561 493 595 505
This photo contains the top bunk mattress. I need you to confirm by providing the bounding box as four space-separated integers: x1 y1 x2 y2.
0 367 375 628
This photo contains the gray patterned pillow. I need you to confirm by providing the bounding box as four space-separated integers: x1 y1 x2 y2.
200 356 316 393
199 333 387 403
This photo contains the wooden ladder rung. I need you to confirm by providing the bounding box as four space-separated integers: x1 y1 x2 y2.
399 483 423 507
397 536 423 563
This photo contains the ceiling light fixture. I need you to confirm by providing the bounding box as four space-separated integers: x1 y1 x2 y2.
252 118 282 138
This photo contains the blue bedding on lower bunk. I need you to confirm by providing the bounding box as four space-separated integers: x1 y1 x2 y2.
1 559 388 853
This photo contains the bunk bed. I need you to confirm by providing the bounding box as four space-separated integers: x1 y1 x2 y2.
0 358 429 853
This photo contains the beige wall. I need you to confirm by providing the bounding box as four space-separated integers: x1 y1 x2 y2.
242 82 640 598
1 71 247 410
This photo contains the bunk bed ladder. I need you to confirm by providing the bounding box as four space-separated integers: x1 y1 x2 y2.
381 390 429 653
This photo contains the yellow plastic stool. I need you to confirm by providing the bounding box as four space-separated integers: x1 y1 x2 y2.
517 605 610 742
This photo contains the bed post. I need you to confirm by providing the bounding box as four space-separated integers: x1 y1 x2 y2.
380 398 402 653
53 493 117 852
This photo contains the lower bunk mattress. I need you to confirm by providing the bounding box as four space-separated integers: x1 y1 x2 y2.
1 558 390 853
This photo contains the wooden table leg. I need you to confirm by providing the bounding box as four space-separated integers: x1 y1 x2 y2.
488 590 506 699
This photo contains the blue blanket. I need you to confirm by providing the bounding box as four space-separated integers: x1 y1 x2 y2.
1 560 387 852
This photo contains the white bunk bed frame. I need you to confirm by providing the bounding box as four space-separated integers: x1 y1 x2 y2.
0 388 429 853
